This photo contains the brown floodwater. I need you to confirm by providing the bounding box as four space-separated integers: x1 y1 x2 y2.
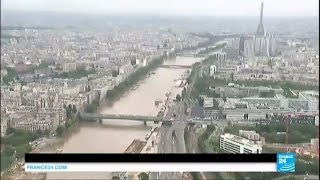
46 56 201 179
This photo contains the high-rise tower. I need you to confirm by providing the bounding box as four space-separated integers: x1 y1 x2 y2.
256 2 265 36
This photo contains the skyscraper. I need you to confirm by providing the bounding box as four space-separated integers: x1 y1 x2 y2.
239 35 255 57
244 36 255 57
238 1 276 57
254 1 271 56
256 2 266 37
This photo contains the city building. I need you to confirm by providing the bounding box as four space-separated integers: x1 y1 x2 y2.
298 91 319 111
243 36 255 57
220 133 262 154
209 65 217 76
238 2 276 57
239 36 255 57
203 97 214 108
212 52 226 69
239 130 260 141
63 62 77 72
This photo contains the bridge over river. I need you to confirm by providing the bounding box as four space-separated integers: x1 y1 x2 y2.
80 109 296 121
80 113 168 122
80 112 216 126
159 65 192 69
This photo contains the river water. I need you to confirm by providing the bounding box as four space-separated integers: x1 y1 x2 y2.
46 56 201 179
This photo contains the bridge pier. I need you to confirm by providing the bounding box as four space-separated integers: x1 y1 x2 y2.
144 121 147 126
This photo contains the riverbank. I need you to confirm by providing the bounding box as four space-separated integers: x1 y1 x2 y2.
103 55 168 107
99 37 219 108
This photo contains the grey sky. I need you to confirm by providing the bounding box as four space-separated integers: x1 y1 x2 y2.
2 0 319 17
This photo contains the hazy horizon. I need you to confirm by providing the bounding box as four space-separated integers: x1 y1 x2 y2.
2 0 319 17
2 9 319 19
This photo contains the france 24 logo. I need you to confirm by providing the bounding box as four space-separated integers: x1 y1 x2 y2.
277 153 295 173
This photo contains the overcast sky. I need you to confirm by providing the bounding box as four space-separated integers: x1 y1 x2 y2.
2 0 319 17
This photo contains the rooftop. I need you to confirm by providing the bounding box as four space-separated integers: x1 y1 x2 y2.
221 133 260 146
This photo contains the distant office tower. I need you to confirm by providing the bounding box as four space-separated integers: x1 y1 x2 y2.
244 36 255 57
255 36 270 56
213 52 226 69
239 2 275 57
256 2 266 37
254 1 274 56
239 36 255 57
238 36 245 56
268 34 277 56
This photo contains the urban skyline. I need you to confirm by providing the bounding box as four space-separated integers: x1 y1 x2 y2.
0 0 319 180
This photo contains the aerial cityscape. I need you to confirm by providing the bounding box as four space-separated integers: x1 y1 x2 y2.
0 0 319 179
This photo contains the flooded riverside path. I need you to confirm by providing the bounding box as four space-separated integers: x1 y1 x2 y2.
46 56 201 179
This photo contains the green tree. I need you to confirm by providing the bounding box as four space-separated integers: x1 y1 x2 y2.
2 67 18 84
65 120 72 129
181 87 187 100
222 95 227 102
6 127 16 135
138 172 149 180
198 96 204 107
15 144 32 158
10 136 30 146
77 112 82 120
230 72 234 82
64 105 72 119
56 125 65 137
111 70 118 77
72 104 77 114
53 68 96 79
213 98 219 108
1 154 15 171
92 99 100 107
207 124 216 133
112 176 120 180
267 59 273 69
176 94 182 101
44 129 50 136
84 104 96 113
3 146 15 156
35 129 43 138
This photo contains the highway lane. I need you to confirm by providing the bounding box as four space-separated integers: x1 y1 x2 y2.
165 126 175 153
173 121 187 153
158 126 169 153
155 101 188 179
157 104 178 180
157 125 176 180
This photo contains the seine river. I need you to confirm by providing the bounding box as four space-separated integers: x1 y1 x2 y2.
46 56 201 179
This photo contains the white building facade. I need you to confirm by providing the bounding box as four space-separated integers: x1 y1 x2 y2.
220 133 262 154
